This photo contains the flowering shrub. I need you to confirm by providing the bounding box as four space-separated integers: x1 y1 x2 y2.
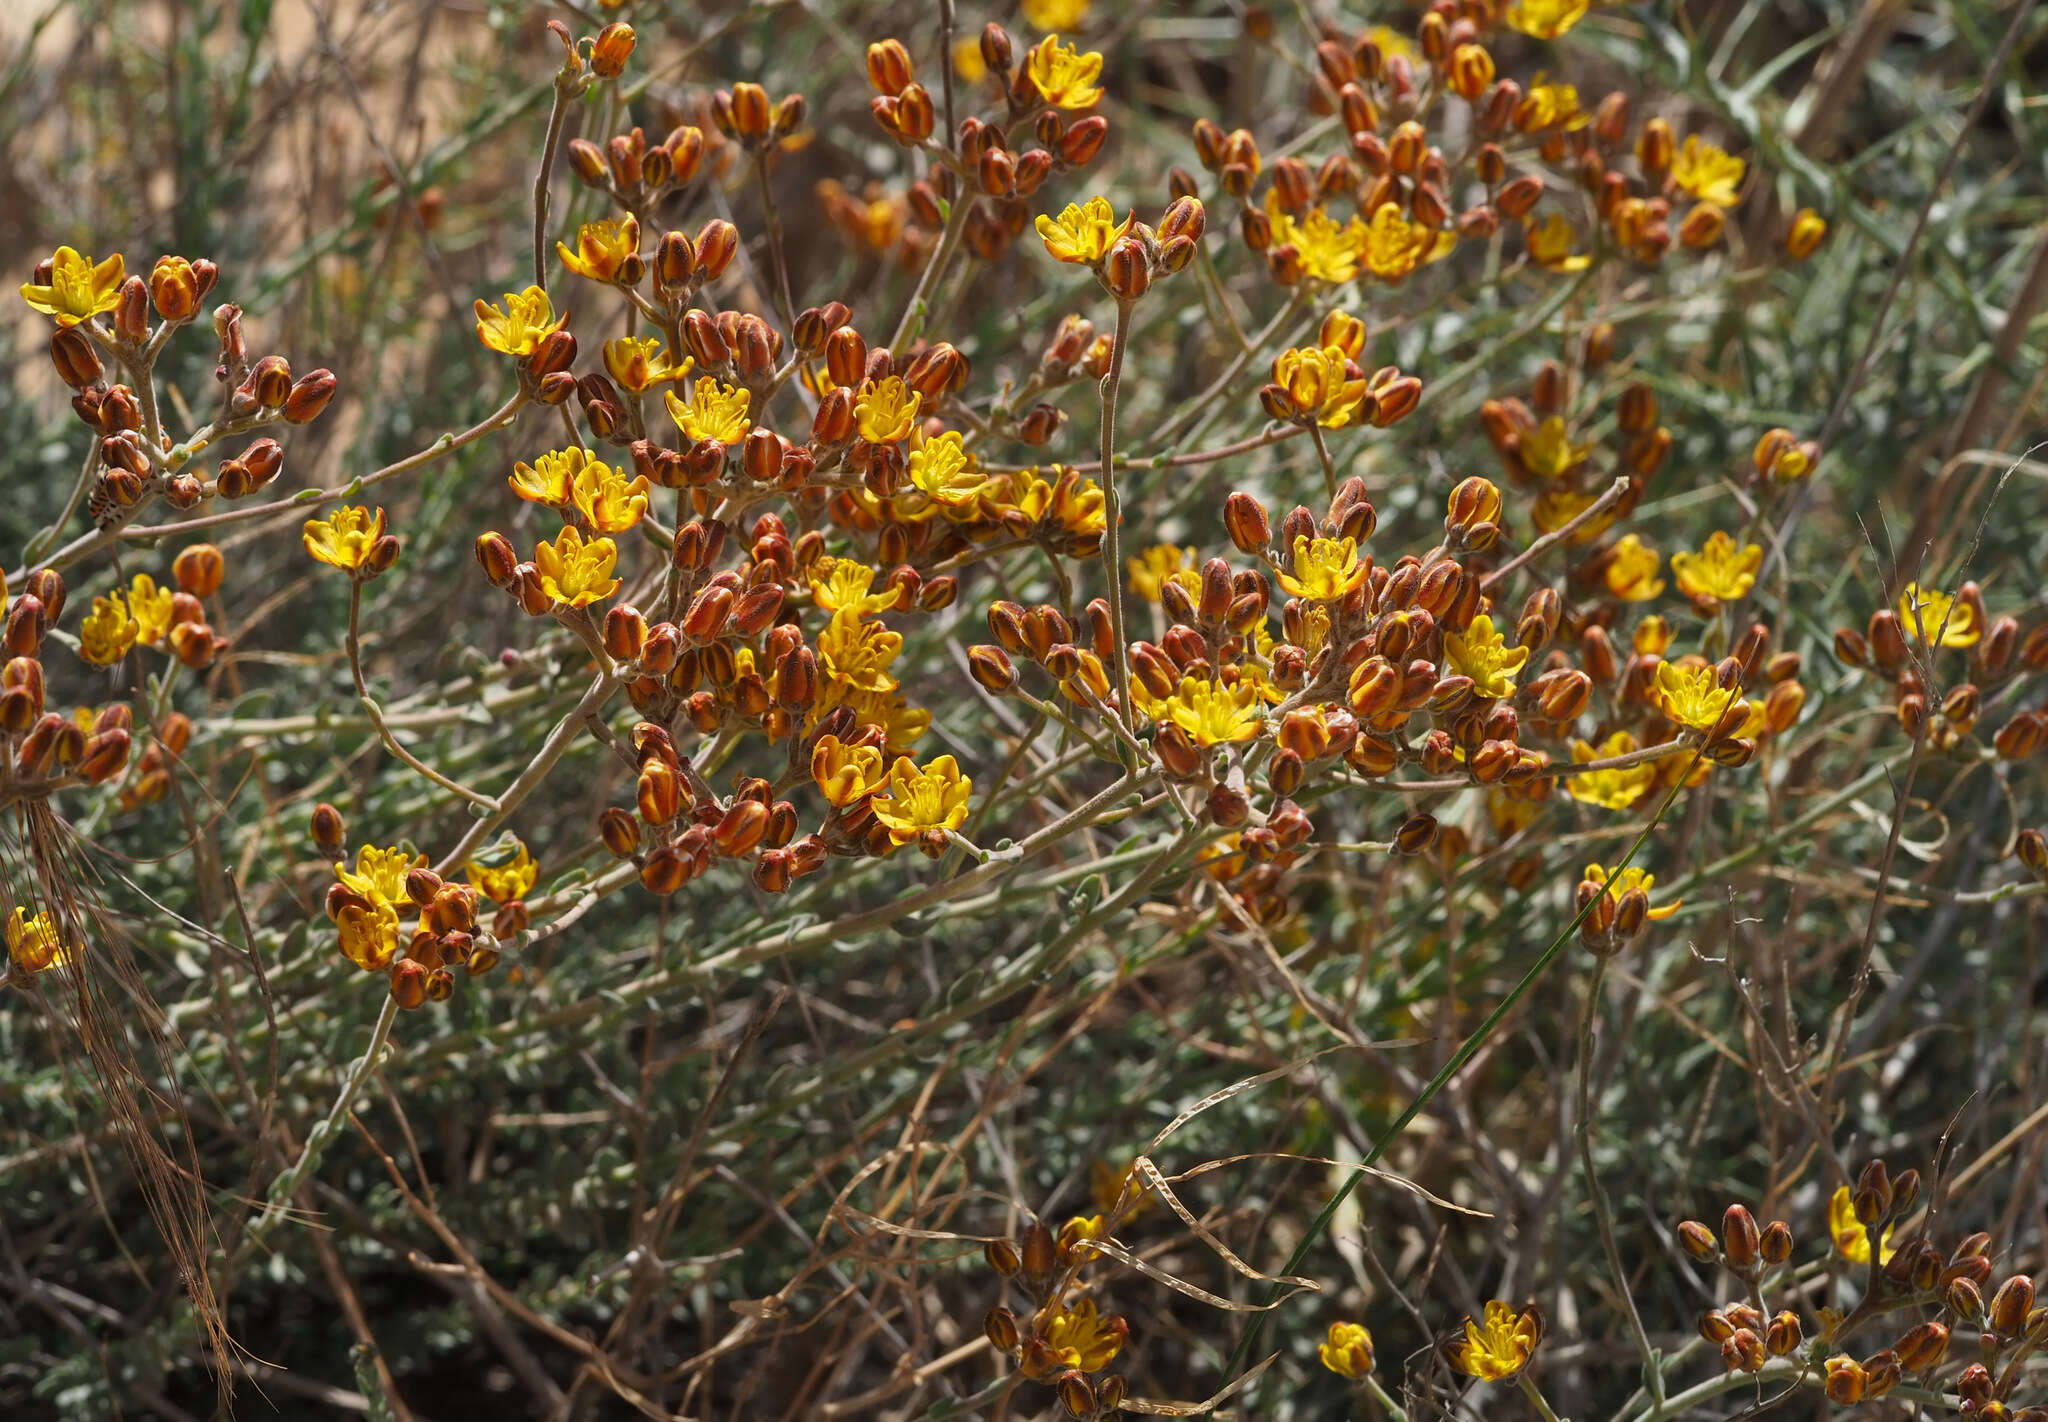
4 1 2047 1417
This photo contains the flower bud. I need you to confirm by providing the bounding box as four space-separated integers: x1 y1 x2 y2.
312 802 347 860
967 644 1017 694
1676 1219 1717 1261
1394 813 1438 855
1787 208 1827 260
1060 115 1108 166
390 959 428 1009
476 531 518 588
1721 1329 1765 1374
591 21 636 78
113 275 149 343
284 368 338 424
1893 1321 1948 1373
1823 1355 1866 1405
1721 1204 1759 1270
1992 1276 2036 1336
1766 1311 1802 1357
49 327 103 388
1497 174 1544 219
1101 236 1151 300
694 219 739 281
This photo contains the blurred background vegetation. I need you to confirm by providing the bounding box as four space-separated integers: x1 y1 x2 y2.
3 0 2048 1418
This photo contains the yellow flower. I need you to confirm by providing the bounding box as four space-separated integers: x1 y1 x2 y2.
1444 614 1530 699
1154 674 1263 746
1633 616 1674 656
1277 535 1368 602
1449 1300 1541 1381
819 611 904 693
953 36 988 83
1004 467 1106 542
1263 193 1366 285
336 899 401 972
1583 862 1680 920
1567 731 1655 811
1604 534 1665 601
1024 35 1103 109
556 216 640 283
1897 582 1979 648
20 246 125 327
1670 531 1761 604
1671 135 1745 208
1361 201 1455 283
811 733 886 806
1520 416 1593 480
126 575 175 646
570 457 652 534
1507 0 1590 39
1023 0 1088 28
303 505 388 573
1319 1321 1375 1379
1272 346 1368 427
1036 195 1133 265
1042 1297 1124 1372
809 558 902 616
1525 212 1591 272
1652 661 1746 733
335 844 424 907
1828 1185 1898 1266
907 431 986 507
509 449 581 507
466 842 539 903
1520 78 1589 131
1128 545 1193 602
474 285 567 357
869 753 973 844
603 336 689 393
667 377 753 444
854 376 922 445
6 907 71 973
79 592 138 666
533 525 620 608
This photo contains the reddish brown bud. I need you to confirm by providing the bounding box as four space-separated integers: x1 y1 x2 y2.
284 368 338 423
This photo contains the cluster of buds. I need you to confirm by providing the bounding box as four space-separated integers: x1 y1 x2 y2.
596 721 820 896
0 568 133 804
565 121 712 218
1836 572 2048 758
709 81 805 154
322 824 503 1008
1181 0 1758 304
41 250 334 523
983 1219 1130 1420
1667 1163 2048 1410
866 24 1109 265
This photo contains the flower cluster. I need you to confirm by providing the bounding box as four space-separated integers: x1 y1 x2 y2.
322 835 507 1009
1676 1160 2048 1413
1836 569 2048 760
